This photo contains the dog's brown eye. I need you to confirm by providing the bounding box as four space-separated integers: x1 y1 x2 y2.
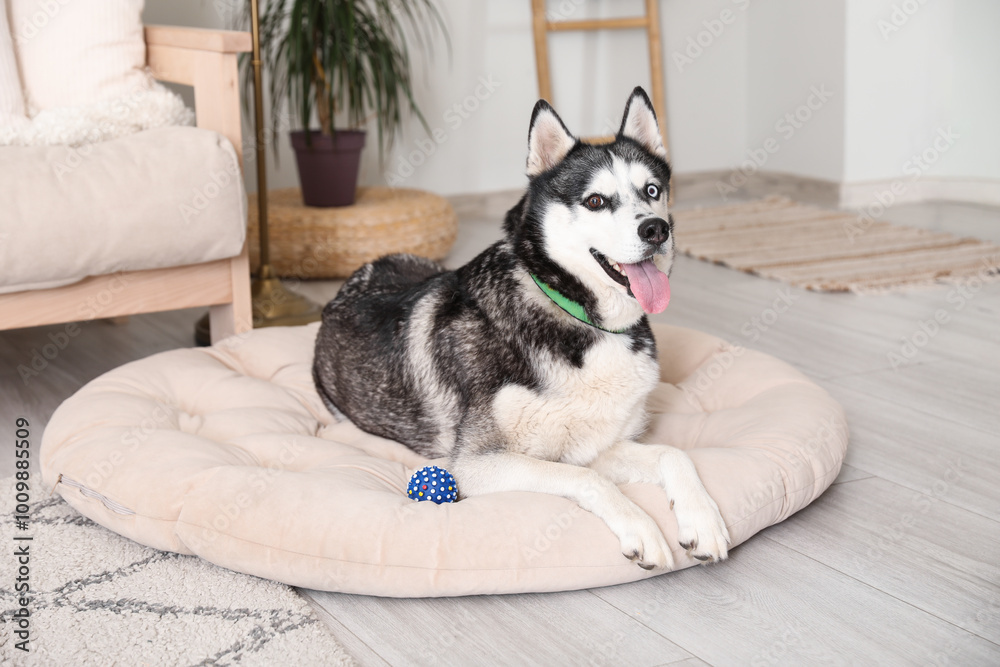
585 195 605 210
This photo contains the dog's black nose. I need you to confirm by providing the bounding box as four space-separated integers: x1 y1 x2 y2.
638 218 670 246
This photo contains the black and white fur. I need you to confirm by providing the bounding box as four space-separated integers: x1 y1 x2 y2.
314 87 730 569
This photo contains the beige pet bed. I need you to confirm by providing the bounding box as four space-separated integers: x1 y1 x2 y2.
40 323 847 597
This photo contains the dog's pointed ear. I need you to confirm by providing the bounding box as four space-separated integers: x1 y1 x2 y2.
618 87 666 158
526 100 576 177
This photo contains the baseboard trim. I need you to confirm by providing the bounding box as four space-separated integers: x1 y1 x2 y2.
838 177 1000 210
673 170 842 207
674 170 1000 210
445 173 1000 219
447 190 523 219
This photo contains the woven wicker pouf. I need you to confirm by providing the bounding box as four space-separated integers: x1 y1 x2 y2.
248 187 458 279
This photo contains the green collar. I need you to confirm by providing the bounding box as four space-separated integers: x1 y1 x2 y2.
530 274 626 334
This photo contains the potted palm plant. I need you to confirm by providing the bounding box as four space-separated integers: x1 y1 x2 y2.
251 0 447 206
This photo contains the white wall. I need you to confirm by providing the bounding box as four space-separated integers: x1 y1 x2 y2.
357 0 535 196
357 0 750 195
746 0 846 182
659 0 747 174
142 0 224 31
143 0 748 196
950 0 1000 181
143 0 999 202
844 0 1000 184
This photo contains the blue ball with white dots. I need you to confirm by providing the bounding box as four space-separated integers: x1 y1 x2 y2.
407 465 458 504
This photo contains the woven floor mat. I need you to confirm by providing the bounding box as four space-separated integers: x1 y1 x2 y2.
672 196 1000 293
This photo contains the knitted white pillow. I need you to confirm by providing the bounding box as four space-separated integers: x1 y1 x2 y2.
1 0 193 147
10 0 149 112
0 2 28 129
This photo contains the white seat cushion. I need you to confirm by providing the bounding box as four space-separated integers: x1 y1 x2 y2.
40 323 849 598
0 126 246 294
2 1 192 147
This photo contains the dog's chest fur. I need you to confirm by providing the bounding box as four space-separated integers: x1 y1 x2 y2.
491 335 660 466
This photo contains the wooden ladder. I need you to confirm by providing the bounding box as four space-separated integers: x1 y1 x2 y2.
529 0 669 150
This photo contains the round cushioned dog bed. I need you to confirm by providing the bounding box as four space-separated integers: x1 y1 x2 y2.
40 323 848 597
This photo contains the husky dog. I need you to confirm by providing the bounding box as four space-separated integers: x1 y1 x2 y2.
314 87 730 569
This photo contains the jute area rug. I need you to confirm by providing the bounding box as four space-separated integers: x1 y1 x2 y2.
672 196 1000 293
0 475 355 667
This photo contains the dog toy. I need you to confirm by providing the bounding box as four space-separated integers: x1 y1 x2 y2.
407 465 458 504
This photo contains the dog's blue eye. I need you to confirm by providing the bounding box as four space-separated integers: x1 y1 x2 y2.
646 184 659 199
585 195 605 210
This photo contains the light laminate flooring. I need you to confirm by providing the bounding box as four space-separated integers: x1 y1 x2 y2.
2 193 998 666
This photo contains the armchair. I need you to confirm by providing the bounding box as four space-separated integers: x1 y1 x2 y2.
0 25 253 344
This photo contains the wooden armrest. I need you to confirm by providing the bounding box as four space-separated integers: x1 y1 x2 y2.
145 25 250 165
144 25 251 53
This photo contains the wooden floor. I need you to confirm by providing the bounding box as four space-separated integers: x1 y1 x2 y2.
2 193 998 665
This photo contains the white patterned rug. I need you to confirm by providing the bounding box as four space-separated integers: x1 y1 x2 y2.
0 475 355 666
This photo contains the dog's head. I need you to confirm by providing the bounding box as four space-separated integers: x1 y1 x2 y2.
508 87 674 332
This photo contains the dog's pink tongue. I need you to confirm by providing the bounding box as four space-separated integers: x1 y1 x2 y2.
622 260 671 313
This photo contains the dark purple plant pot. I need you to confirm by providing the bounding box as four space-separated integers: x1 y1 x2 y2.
290 130 366 207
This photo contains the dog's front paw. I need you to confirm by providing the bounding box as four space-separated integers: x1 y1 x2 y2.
673 491 731 563
619 515 675 571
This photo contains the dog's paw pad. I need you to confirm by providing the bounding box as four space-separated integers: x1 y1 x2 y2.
618 518 674 570
673 494 730 563
692 548 729 564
